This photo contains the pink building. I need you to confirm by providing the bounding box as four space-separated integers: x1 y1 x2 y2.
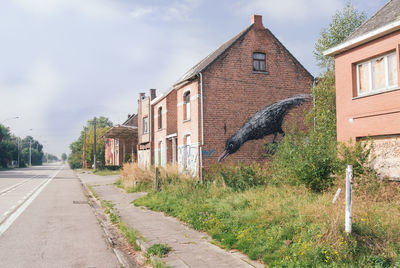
325 0 400 179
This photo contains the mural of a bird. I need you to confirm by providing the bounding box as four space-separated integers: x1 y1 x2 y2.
218 94 311 162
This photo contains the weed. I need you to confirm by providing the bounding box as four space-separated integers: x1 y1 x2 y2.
145 244 171 259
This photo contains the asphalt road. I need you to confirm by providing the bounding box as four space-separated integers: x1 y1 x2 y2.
0 164 122 268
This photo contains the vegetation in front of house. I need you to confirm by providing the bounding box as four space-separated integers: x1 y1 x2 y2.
134 167 400 266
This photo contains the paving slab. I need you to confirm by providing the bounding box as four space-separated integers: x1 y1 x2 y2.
78 171 264 268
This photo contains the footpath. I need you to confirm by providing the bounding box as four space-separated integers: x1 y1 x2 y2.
77 171 263 268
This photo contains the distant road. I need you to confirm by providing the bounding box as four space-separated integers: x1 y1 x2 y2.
0 164 121 267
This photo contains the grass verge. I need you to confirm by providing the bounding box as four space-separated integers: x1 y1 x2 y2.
133 172 400 267
93 169 121 176
87 184 141 251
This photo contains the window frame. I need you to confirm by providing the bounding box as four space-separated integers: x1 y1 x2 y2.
158 106 162 130
356 51 398 97
143 116 148 134
183 91 191 121
253 52 266 72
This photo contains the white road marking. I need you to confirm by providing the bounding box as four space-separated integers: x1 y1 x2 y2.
0 176 39 197
0 166 63 236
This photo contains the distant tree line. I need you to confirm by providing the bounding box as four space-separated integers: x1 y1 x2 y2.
68 116 112 169
0 125 44 168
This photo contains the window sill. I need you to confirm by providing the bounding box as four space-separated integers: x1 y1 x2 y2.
183 119 191 123
253 71 269 74
353 87 400 100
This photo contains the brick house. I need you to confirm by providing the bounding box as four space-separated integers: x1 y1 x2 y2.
138 15 313 176
325 0 400 179
104 114 138 166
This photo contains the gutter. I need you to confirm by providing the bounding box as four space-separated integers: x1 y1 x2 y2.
324 20 400 56
199 72 204 181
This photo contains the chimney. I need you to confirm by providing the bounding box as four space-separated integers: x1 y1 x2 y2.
251 15 263 29
150 88 157 100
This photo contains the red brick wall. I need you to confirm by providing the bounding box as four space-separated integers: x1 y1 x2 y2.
201 23 313 168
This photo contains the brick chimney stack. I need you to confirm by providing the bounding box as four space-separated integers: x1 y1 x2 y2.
251 15 263 29
150 88 157 100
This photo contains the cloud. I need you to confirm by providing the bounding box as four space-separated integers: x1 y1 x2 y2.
11 0 121 19
237 0 343 22
129 7 154 19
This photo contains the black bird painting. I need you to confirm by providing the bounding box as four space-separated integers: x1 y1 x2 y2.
218 94 311 162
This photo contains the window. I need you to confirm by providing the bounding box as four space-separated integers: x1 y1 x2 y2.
183 91 190 121
143 117 148 134
356 52 398 96
253 52 266 72
158 107 162 129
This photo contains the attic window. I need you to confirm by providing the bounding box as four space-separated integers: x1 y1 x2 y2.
253 52 266 72
356 52 398 96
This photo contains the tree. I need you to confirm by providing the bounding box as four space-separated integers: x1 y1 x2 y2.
68 117 112 169
314 1 366 71
61 153 67 162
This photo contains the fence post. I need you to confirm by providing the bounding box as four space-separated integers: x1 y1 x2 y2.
345 165 353 234
154 167 159 192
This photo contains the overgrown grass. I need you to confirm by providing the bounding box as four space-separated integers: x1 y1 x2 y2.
134 168 400 267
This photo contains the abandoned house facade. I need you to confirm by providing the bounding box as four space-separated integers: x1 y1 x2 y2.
137 15 313 176
104 114 138 166
325 0 400 179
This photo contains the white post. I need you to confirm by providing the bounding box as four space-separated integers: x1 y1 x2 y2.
345 165 353 234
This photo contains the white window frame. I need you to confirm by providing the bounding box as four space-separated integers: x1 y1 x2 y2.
356 51 398 97
183 90 191 121
143 117 148 134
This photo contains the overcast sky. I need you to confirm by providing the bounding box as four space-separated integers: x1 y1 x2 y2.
0 0 388 157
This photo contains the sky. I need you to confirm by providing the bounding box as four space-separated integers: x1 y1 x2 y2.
0 0 388 157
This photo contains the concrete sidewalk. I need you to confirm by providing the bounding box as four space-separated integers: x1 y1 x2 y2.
77 171 263 268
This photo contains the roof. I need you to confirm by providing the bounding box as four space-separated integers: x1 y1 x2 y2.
103 125 138 140
173 24 253 86
325 0 400 56
122 113 137 126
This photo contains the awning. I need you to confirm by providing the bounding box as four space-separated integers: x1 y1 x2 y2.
103 125 138 141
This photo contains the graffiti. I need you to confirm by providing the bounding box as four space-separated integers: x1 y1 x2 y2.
138 149 151 168
202 149 215 157
218 94 310 162
178 145 198 176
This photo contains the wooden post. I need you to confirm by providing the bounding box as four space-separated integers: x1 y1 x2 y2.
154 167 159 192
345 165 353 234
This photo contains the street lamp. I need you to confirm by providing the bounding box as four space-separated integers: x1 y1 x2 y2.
0 116 20 125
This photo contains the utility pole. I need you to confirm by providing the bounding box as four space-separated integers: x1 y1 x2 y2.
93 117 97 170
82 127 87 169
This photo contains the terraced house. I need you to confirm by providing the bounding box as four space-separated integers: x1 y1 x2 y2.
325 0 400 179
137 15 313 176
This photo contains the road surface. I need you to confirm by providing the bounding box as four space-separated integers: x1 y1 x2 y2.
0 164 122 267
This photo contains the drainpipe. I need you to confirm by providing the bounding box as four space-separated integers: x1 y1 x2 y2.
199 72 204 181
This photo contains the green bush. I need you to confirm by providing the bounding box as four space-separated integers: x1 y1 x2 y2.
338 139 373 177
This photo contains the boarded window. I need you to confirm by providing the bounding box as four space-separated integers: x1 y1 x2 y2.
183 91 190 121
158 107 162 129
357 52 398 96
143 117 148 134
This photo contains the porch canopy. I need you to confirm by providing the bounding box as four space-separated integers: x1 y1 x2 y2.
103 125 138 141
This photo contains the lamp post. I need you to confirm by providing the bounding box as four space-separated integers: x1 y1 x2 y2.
0 116 20 125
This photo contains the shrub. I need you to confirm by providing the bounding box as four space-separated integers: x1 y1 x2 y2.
338 139 373 177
